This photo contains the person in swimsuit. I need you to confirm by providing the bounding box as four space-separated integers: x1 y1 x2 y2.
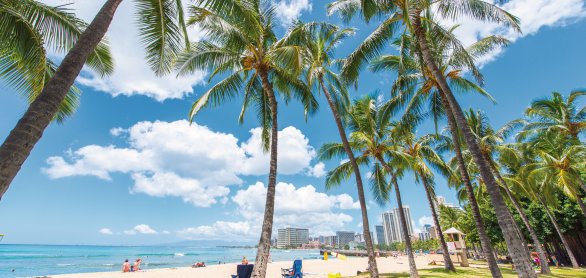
122 259 131 272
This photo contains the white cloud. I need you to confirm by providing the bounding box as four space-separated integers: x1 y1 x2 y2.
418 216 434 227
99 228 113 235
445 0 586 65
240 126 318 175
124 224 158 235
307 162 326 178
44 0 206 101
179 181 356 239
162 230 171 235
274 0 312 25
43 121 322 207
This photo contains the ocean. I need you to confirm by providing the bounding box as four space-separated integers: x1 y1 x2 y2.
0 244 322 277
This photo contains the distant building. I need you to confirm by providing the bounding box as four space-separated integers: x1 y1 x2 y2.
434 196 459 214
324 235 338 247
277 228 309 248
418 231 431 241
336 231 355 249
318 236 326 244
374 225 386 245
302 240 321 249
382 207 414 243
349 240 365 250
428 226 439 239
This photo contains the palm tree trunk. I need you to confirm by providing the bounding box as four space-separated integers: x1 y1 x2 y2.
576 197 586 217
390 175 419 278
438 92 502 277
375 156 418 277
420 174 455 271
411 15 536 278
490 163 551 274
252 70 279 278
0 0 123 200
319 78 379 277
539 198 579 268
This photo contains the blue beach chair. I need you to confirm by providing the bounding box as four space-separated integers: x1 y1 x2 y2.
231 264 253 278
281 259 302 278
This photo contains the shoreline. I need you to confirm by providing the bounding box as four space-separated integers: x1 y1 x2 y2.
52 256 437 278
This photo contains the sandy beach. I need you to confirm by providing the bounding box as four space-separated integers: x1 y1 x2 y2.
53 255 436 277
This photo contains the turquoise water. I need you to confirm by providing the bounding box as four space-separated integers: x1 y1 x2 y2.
0 244 321 277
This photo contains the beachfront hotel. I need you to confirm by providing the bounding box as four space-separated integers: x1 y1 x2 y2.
374 225 386 245
277 228 309 248
382 207 414 243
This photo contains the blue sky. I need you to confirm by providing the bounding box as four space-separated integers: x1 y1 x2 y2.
1 0 586 246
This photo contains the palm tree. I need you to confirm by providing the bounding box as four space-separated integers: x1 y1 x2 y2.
320 95 419 278
0 0 113 122
175 2 316 277
328 1 535 274
391 127 456 271
288 21 380 276
465 110 551 273
505 161 580 269
524 131 586 217
0 0 189 200
521 90 586 143
369 30 504 276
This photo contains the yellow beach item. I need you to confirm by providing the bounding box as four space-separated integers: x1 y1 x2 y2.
328 273 342 278
324 251 328 261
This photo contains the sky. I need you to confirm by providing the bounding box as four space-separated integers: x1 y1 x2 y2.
1 0 586 246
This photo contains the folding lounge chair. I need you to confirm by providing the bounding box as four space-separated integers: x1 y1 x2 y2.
281 259 302 278
231 264 253 278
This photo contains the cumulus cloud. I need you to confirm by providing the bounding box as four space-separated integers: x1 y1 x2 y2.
44 0 206 101
444 0 586 65
124 224 158 235
306 162 326 178
99 228 113 235
179 181 357 239
274 0 312 25
418 216 434 227
43 121 323 207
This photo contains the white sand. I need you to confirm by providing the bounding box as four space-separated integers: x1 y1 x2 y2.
53 255 438 278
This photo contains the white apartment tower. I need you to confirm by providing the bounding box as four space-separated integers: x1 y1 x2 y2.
382 207 414 243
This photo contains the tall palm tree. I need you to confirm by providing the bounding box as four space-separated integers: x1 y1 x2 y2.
465 110 551 274
505 162 580 269
287 21 380 276
391 127 456 271
328 1 535 274
521 90 586 144
175 2 317 277
0 0 189 200
524 131 586 217
0 0 113 122
369 29 504 276
320 95 419 278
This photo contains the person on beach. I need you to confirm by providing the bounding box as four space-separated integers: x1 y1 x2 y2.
133 258 142 272
192 261 206 268
122 259 131 272
242 257 249 265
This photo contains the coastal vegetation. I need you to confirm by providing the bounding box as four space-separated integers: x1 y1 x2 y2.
1 1 586 278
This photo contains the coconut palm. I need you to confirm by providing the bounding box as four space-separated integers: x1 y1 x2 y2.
525 131 586 217
521 90 586 143
328 2 535 275
390 127 456 271
174 2 317 277
320 95 419 278
0 0 189 200
464 110 551 273
0 0 113 122
505 160 580 269
286 21 380 276
370 29 505 276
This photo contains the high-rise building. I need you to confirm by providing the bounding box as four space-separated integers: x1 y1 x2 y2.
382 206 414 243
434 196 459 214
374 225 386 245
324 235 338 247
428 226 439 239
277 228 309 248
418 231 431 241
336 231 355 249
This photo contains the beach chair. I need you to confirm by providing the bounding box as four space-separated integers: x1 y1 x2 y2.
281 259 302 278
231 264 253 278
